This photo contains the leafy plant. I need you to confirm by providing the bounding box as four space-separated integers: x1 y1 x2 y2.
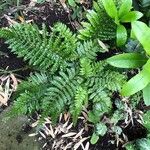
78 0 143 46
102 0 143 46
0 23 126 129
107 21 150 106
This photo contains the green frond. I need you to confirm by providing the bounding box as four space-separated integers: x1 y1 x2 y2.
10 73 49 116
41 68 83 121
78 0 117 40
0 27 13 39
16 72 49 94
91 61 107 74
70 86 88 124
100 70 126 92
76 40 104 60
80 58 93 78
0 23 77 72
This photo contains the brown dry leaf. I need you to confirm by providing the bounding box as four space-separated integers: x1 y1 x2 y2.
84 142 90 150
62 132 77 138
64 142 73 150
10 74 18 91
31 120 39 127
28 133 38 137
73 128 84 139
74 137 90 150
64 112 70 121
39 131 46 139
67 123 73 130
49 124 55 138
59 0 69 13
0 92 8 106
18 16 25 23
4 14 18 25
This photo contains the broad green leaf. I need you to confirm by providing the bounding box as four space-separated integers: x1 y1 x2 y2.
117 25 127 46
107 53 147 68
102 0 117 19
121 66 150 96
90 132 99 144
132 21 150 55
143 83 150 106
118 0 132 18
136 138 150 150
120 11 143 22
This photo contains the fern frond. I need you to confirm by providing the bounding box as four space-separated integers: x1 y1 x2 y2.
16 72 49 93
100 70 126 92
10 73 49 116
0 28 13 39
80 58 93 77
41 68 83 121
70 86 88 124
76 40 104 60
0 23 77 72
78 0 117 40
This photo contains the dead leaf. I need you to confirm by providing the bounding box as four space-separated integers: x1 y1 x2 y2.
62 132 77 138
10 74 18 91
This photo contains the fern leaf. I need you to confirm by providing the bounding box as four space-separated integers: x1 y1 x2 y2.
76 40 105 60
42 68 83 121
78 0 117 40
71 86 88 124
0 23 77 71
10 73 49 116
80 58 93 78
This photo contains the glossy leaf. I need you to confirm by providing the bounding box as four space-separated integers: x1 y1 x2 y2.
132 21 150 55
117 25 127 46
118 0 132 18
143 82 150 106
120 11 143 22
121 67 150 96
107 53 147 68
102 0 117 19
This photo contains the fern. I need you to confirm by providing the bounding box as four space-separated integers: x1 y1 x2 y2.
0 23 77 72
80 58 93 77
1 22 127 125
76 40 106 60
70 86 88 124
10 72 49 116
41 68 83 121
78 0 117 40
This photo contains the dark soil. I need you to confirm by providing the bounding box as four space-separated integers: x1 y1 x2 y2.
123 120 147 141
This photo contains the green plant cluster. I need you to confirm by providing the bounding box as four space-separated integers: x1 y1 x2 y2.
1 0 150 149
0 0 21 14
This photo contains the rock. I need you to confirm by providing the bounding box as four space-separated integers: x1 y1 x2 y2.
0 107 40 150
